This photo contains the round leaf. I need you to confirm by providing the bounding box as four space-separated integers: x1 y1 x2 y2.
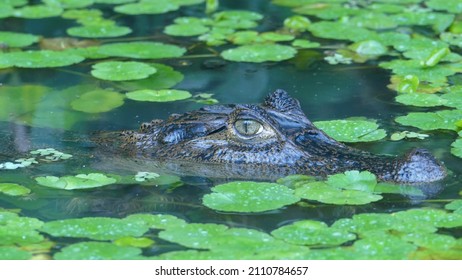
0 183 31 196
54 242 142 260
313 119 387 142
126 89 191 102
0 50 84 68
67 25 132 38
91 61 157 81
164 23 209 36
115 2 179 15
0 31 39 48
70 90 125 113
35 173 117 190
202 181 300 212
221 44 297 63
97 42 186 59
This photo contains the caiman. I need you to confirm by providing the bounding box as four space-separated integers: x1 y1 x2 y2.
98 89 446 184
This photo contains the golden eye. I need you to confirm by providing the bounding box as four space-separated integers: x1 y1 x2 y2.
234 119 263 136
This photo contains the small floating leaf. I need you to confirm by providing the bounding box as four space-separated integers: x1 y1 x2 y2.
221 44 297 63
114 237 154 248
395 110 462 131
0 31 39 48
0 183 31 196
13 5 63 19
35 173 117 190
283 15 311 31
118 63 184 91
54 242 142 260
164 23 209 36
42 217 150 240
203 181 300 212
97 42 186 59
0 247 32 260
0 212 44 246
295 182 382 205
445 199 462 214
271 220 356 246
91 61 157 81
451 138 462 158
0 50 84 68
43 0 94 9
70 89 125 113
115 2 179 15
126 89 191 102
292 39 320 48
123 214 187 230
395 93 447 107
327 171 377 192
67 25 132 38
313 119 386 142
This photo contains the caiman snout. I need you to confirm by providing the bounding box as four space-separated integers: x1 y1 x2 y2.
393 148 446 184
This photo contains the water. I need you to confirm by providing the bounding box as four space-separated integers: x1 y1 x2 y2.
1 0 461 259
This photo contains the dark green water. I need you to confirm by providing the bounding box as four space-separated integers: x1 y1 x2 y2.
1 0 461 259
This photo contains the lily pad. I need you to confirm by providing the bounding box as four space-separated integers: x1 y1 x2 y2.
0 183 31 196
43 0 94 8
202 181 300 212
41 217 150 241
91 61 157 81
97 42 186 59
118 63 184 91
271 220 356 246
221 44 297 63
126 89 191 102
0 212 44 246
327 171 377 192
0 50 84 68
70 89 125 113
451 138 462 158
0 247 32 260
114 2 179 15
313 119 387 142
352 233 417 260
67 25 132 38
395 110 462 131
35 173 117 190
13 5 63 19
445 199 462 214
0 31 39 48
54 242 142 260
395 93 447 107
123 214 187 230
114 237 154 248
164 23 209 36
295 182 382 205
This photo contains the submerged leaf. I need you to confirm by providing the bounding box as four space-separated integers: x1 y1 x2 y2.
126 89 191 102
203 181 300 212
70 90 125 113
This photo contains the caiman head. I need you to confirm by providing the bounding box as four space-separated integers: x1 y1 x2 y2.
113 89 446 184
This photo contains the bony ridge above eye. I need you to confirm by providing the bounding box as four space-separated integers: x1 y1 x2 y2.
234 119 263 136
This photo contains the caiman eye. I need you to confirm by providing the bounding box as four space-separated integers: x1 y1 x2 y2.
234 119 263 136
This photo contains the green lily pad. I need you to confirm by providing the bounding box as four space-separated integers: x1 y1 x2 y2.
221 44 297 63
91 61 157 81
313 119 387 142
284 15 311 31
451 138 462 158
126 89 192 102
67 25 132 38
445 199 462 214
0 50 84 68
352 233 417 260
114 237 154 248
260 32 295 42
327 170 377 192
13 5 63 19
123 214 187 230
403 232 457 250
202 181 300 212
43 0 94 8
0 247 32 260
54 242 142 260
35 173 117 190
292 39 320 48
0 183 31 196
0 5 14 18
0 212 44 246
41 217 150 241
164 23 209 36
97 42 186 59
118 63 184 91
95 0 136 3
114 2 179 15
271 220 356 246
70 89 125 113
395 93 447 107
425 0 462 14
0 31 39 48
295 182 382 205
395 110 462 131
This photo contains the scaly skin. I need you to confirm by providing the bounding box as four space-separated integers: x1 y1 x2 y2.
100 90 446 184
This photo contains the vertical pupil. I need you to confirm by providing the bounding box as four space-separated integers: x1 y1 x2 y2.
244 121 249 133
